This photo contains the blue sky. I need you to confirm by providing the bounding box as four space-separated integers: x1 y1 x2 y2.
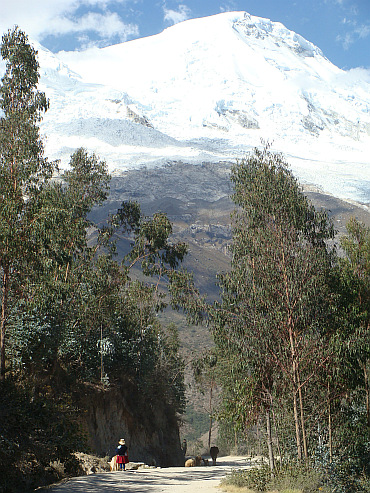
1 0 369 70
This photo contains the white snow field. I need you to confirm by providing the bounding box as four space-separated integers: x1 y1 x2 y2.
4 12 370 203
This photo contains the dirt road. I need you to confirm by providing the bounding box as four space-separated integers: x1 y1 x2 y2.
48 456 252 493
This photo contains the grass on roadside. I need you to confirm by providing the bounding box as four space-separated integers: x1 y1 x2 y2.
218 485 302 493
220 463 329 493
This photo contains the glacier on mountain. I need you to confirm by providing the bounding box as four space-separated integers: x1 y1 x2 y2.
2 11 370 204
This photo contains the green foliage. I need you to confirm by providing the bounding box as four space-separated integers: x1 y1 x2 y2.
321 217 370 490
1 28 47 115
210 144 335 464
337 401 370 477
222 463 330 493
0 27 187 493
183 403 210 442
269 462 327 493
7 305 54 369
0 26 57 378
336 218 370 394
192 349 218 385
217 420 255 456
4 25 369 493
4 147 111 379
213 148 369 484
222 465 271 491
63 147 110 215
314 401 370 492
153 322 186 412
123 209 188 277
0 378 86 493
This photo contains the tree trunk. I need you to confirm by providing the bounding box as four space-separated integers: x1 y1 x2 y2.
100 325 104 383
208 377 214 450
266 407 275 476
272 405 283 471
208 415 213 451
364 363 370 428
256 419 261 455
297 368 308 461
293 384 302 460
0 268 9 380
328 383 333 463
289 325 302 460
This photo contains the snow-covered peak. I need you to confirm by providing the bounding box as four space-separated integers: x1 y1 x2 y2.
234 12 324 57
58 11 336 89
36 43 82 85
1 12 369 204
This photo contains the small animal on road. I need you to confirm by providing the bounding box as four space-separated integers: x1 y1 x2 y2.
109 455 119 471
185 458 196 467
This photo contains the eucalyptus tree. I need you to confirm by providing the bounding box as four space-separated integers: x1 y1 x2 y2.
191 350 219 450
211 145 335 463
0 27 57 379
0 28 187 490
0 26 112 380
11 148 112 378
338 218 370 426
314 218 370 467
9 187 188 389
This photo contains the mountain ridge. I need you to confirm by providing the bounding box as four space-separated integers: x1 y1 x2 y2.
1 11 369 204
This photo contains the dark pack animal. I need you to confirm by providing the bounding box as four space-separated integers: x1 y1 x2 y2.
210 446 219 465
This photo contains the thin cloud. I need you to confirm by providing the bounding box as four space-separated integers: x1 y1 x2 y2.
356 24 370 39
219 2 238 13
325 0 358 14
337 22 370 50
163 4 191 25
334 67 370 85
42 11 139 46
0 0 139 49
337 31 355 49
334 1 370 51
326 0 347 5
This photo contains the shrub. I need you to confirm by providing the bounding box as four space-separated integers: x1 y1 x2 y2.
0 378 87 493
269 462 328 493
222 465 271 491
221 461 336 493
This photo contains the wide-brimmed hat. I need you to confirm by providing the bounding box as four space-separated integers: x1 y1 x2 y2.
119 439 125 445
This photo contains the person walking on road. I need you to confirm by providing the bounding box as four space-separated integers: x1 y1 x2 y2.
116 439 129 470
181 439 187 456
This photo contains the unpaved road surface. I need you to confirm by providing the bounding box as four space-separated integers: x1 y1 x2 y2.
48 456 253 493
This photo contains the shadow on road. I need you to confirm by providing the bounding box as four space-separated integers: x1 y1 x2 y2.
47 456 253 493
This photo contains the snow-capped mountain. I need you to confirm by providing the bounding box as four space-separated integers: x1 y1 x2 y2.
8 12 370 203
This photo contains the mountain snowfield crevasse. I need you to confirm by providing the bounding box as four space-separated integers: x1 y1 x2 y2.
2 11 370 204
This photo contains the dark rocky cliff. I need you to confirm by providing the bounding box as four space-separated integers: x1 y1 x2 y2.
78 380 184 467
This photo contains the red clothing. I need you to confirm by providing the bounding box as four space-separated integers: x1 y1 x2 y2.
116 453 129 464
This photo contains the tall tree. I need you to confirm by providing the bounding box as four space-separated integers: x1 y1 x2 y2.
0 27 57 379
339 218 370 425
211 145 335 462
191 350 219 450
